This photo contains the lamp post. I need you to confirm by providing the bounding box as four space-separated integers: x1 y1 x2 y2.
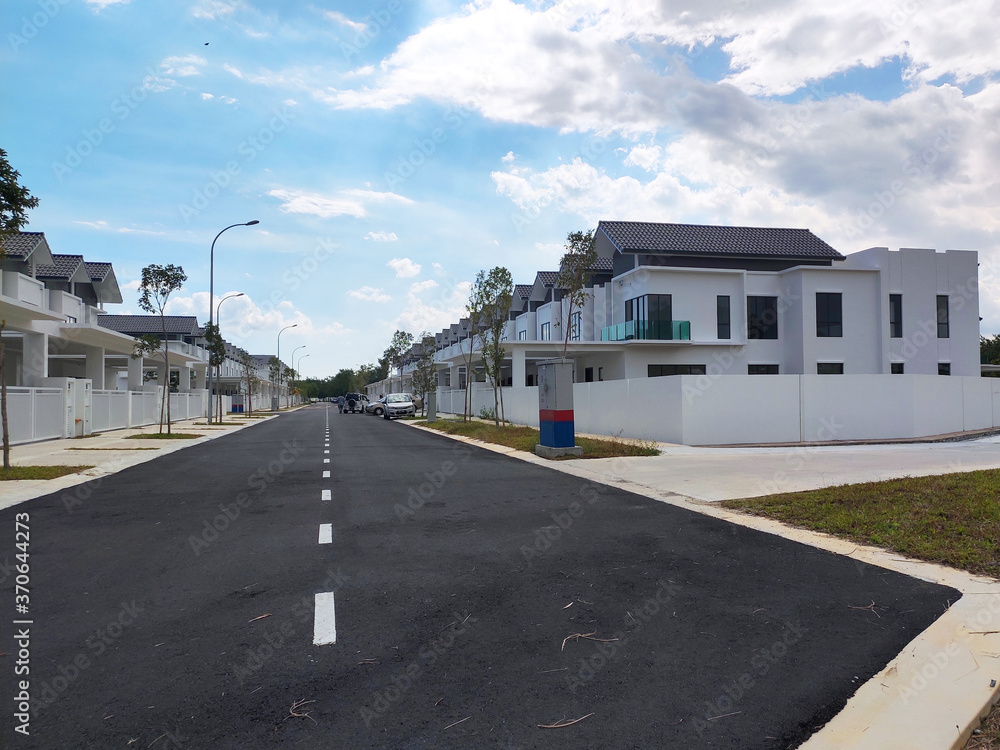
290 345 306 409
295 353 310 405
207 220 258 423
276 324 297 411
211 292 244 420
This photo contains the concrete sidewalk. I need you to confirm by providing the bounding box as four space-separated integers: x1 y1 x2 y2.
408 422 1000 750
0 415 277 511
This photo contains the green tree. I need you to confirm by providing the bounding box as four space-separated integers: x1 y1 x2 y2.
238 350 260 415
0 148 40 468
981 334 1000 376
383 329 414 381
474 268 514 425
137 264 187 433
556 229 597 358
202 323 227 419
410 332 438 417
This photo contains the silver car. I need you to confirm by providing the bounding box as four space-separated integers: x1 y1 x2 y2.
381 392 416 420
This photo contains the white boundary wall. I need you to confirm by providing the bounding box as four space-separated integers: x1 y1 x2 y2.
9 386 209 445
436 375 1000 445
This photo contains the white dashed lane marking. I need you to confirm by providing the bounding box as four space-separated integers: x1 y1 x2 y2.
313 592 336 645
324 458 330 464
323 471 330 478
322 490 331 501
318 524 333 544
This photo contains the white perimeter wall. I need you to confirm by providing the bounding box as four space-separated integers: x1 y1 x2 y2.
437 374 1000 445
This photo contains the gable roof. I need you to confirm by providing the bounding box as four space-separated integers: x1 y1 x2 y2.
35 254 87 281
535 271 561 286
1 232 54 265
514 284 533 299
98 314 202 336
598 220 843 261
84 262 113 281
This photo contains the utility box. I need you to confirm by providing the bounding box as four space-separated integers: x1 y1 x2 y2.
536 359 581 457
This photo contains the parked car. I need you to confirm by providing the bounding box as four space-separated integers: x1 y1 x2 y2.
380 392 416 420
366 397 387 417
343 392 368 413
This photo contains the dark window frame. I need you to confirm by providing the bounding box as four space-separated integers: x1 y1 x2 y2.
937 295 949 338
889 294 902 338
891 362 904 374
748 364 779 375
817 362 844 375
816 292 843 337
717 295 731 339
747 296 778 340
938 362 951 376
648 364 707 377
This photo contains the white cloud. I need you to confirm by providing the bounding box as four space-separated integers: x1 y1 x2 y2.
365 230 398 242
623 144 662 172
85 0 130 9
200 92 214 100
409 279 438 294
192 0 241 20
501 151 516 163
325 10 367 32
283 99 298 107
396 281 471 333
164 291 354 342
267 188 411 219
159 55 207 78
387 257 421 278
73 220 165 236
348 286 392 302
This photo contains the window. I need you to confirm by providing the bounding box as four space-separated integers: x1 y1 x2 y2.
598 367 604 381
747 296 778 339
444 370 451 387
816 292 842 337
584 367 594 382
570 312 581 342
891 362 904 374
889 294 902 338
817 362 844 375
748 364 779 375
937 295 949 338
540 322 550 341
517 330 527 340
648 364 707 377
938 362 951 376
717 295 731 339
624 294 673 338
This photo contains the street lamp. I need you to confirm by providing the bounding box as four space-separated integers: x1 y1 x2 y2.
207 220 258 423
290 345 306 409
211 292 244 420
276 324 297 411
295 353 310 404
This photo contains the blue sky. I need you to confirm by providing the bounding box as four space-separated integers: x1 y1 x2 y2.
4 0 1000 377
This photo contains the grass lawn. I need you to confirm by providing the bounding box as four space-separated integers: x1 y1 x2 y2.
420 419 659 460
721 469 1000 579
0 465 94 481
125 433 204 440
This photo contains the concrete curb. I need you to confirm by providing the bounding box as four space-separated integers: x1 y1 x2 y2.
405 420 1000 750
0 414 280 511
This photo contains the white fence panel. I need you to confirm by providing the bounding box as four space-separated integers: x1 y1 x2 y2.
7 387 65 445
92 390 129 432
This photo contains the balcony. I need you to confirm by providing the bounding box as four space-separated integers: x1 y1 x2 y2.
601 319 691 342
1 270 47 308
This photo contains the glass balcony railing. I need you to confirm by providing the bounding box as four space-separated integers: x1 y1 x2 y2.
601 319 691 341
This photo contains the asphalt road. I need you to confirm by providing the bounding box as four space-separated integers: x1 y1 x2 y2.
0 406 959 749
